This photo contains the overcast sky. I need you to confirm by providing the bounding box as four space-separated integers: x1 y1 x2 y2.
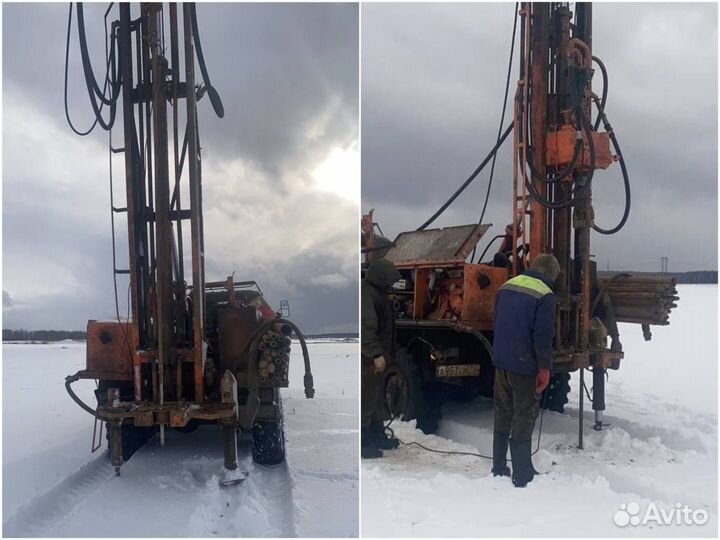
362 2 718 273
2 3 358 333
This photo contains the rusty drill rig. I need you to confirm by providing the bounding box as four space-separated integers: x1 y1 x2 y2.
363 2 677 448
63 2 314 483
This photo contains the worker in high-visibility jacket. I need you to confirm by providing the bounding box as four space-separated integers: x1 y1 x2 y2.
492 253 560 487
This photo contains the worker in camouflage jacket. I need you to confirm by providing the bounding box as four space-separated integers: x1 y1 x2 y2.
361 258 401 458
492 253 560 487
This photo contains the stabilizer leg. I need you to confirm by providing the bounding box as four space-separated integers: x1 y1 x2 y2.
220 423 247 487
109 421 123 476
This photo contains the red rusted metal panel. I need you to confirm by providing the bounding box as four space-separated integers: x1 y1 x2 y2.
217 306 258 372
86 320 134 380
461 264 508 324
546 125 613 171
412 268 430 319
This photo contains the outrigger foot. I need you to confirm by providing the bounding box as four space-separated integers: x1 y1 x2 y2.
219 467 248 487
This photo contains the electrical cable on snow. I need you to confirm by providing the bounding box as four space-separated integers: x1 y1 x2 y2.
384 390 548 461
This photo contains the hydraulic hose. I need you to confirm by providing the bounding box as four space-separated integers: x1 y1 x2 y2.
65 372 98 417
65 4 98 136
476 234 506 263
417 122 514 231
75 3 120 131
76 3 119 106
592 55 608 131
237 318 315 399
590 95 631 235
475 3 519 229
189 3 224 118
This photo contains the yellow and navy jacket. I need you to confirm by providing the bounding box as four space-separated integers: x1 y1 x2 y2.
492 270 556 376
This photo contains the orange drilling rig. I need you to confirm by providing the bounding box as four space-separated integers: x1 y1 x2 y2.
63 2 314 484
363 2 677 447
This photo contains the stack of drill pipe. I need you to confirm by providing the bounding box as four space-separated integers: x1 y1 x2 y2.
258 329 291 383
599 275 678 326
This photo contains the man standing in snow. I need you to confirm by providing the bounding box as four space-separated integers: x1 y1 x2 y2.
361 258 401 458
492 253 560 487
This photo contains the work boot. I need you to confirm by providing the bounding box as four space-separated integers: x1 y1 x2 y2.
370 419 400 450
361 427 383 459
491 431 511 477
509 439 535 488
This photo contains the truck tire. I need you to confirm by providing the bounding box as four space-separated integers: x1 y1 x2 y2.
383 348 442 435
252 419 285 465
252 395 286 465
539 373 571 413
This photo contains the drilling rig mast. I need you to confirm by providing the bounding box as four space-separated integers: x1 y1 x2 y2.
64 2 314 482
363 2 676 447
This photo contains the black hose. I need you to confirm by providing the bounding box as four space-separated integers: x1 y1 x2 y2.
237 317 315 399
417 122 514 231
592 55 608 131
476 234 506 263
64 3 99 136
280 318 315 399
474 2 519 243
524 169 579 208
75 3 120 131
590 96 631 235
189 3 224 118
76 3 119 106
65 372 98 417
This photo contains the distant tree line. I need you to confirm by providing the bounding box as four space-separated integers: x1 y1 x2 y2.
2 329 87 342
674 271 718 284
598 270 717 284
304 332 359 340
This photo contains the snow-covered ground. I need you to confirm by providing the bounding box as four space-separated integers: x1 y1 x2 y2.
3 340 359 537
362 284 718 537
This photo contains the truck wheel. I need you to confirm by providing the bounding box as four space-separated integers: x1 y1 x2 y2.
539 373 571 413
252 419 285 465
252 395 286 465
384 348 442 435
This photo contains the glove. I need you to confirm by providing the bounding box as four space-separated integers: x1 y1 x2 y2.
373 355 386 374
535 368 550 397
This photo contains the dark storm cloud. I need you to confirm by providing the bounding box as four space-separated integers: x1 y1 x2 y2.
2 3 358 334
362 3 718 272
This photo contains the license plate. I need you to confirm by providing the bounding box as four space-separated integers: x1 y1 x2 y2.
436 364 481 378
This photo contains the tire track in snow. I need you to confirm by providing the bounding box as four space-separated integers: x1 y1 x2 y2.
3 454 115 537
